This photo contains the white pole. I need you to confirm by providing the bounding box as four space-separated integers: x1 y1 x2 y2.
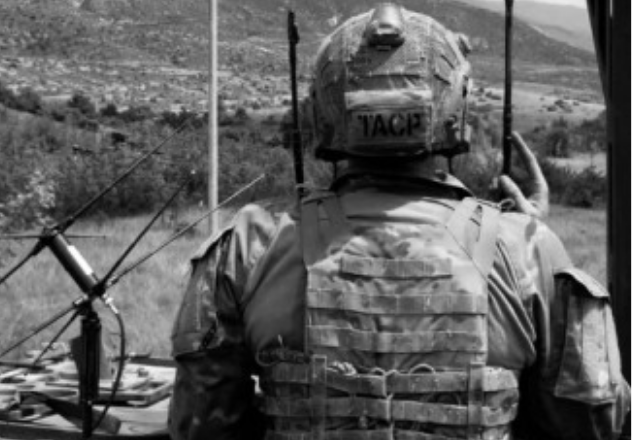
208 0 219 234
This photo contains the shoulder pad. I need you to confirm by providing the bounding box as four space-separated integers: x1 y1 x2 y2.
190 223 233 262
555 267 609 300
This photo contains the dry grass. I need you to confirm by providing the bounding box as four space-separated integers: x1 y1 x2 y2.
549 152 606 175
0 207 235 360
0 204 606 360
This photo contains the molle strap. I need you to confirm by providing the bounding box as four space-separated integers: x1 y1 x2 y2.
263 363 519 396
321 194 351 242
395 429 512 440
467 362 485 440
310 355 327 440
339 255 452 279
264 363 387 396
265 430 393 440
266 429 511 440
307 327 486 354
308 291 486 315
301 193 351 267
263 396 518 426
446 198 501 280
445 197 479 247
473 206 500 279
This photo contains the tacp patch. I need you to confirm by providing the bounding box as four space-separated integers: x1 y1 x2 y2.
347 105 433 152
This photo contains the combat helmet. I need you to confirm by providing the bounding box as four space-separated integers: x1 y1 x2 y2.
309 3 473 162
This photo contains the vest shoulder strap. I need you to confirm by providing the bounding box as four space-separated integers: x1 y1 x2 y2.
446 197 501 279
301 191 350 267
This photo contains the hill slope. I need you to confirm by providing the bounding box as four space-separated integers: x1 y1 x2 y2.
218 0 595 66
459 0 594 52
0 0 600 111
0 0 595 68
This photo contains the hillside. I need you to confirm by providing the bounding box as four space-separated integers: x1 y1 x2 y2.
217 0 595 69
216 0 600 97
0 0 600 113
459 0 594 53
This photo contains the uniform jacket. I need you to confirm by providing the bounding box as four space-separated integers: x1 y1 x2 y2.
168 174 630 440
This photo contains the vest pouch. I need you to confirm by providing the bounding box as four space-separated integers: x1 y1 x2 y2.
554 268 621 404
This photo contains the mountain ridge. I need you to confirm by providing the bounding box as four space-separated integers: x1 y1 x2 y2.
458 0 594 52
0 0 600 112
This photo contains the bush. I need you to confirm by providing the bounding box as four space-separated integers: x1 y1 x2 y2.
234 107 249 122
158 109 206 130
0 169 55 232
544 127 570 158
118 105 154 124
0 81 17 108
14 88 43 114
0 99 609 231
539 159 606 208
68 92 96 118
0 122 57 231
49 104 70 122
100 103 119 118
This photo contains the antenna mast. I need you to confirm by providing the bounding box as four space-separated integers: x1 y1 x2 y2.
209 0 219 233
502 0 514 175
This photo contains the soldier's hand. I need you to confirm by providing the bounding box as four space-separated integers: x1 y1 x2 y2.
499 131 549 218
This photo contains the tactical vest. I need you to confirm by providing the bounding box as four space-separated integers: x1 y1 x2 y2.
259 192 520 440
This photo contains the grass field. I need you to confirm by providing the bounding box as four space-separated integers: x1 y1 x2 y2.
0 204 606 359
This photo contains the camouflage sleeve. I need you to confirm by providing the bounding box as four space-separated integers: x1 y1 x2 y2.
508 218 631 440
168 204 277 440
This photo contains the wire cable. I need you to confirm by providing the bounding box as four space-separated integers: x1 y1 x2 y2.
0 118 196 289
100 173 194 284
0 241 44 287
58 117 195 232
0 301 80 359
30 308 82 368
107 174 265 287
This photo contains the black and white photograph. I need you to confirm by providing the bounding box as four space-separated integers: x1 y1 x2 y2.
0 1 631 439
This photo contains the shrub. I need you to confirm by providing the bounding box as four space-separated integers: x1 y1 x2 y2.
0 81 17 108
14 88 43 114
68 92 96 118
118 105 154 124
544 127 570 158
561 166 606 208
525 114 606 158
0 121 57 231
539 159 606 208
49 104 70 122
100 103 119 118
0 169 55 232
158 109 205 130
234 107 249 122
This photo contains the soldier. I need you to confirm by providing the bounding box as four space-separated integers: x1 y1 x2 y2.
169 4 630 440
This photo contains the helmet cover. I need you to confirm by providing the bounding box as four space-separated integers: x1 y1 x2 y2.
309 3 472 161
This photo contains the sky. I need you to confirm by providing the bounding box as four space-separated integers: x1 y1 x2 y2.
481 0 587 7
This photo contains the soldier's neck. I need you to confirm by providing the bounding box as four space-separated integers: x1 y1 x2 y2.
331 157 472 199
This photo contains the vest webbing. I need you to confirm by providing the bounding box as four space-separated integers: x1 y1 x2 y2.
262 363 519 397
265 429 511 440
260 193 514 440
262 396 518 426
